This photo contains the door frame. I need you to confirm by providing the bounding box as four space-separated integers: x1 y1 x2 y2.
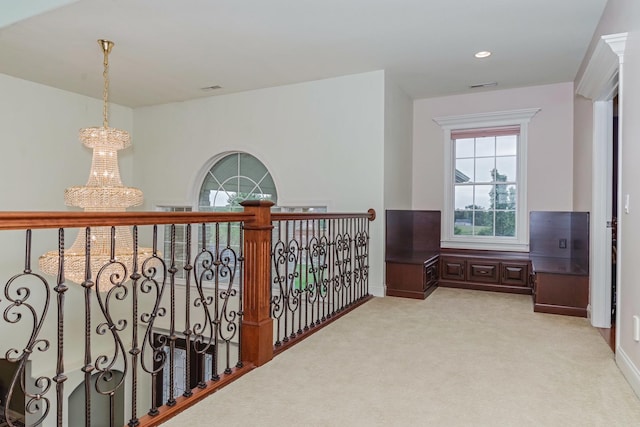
576 33 627 332
591 99 614 328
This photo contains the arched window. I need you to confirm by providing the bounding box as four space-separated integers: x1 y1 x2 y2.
159 153 278 284
198 152 277 211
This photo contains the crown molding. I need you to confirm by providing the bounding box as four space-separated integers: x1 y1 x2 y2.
433 108 541 129
576 32 628 100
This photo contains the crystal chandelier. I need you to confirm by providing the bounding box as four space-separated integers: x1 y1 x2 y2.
39 40 152 291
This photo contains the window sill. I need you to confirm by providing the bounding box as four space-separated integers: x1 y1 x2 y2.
441 239 529 253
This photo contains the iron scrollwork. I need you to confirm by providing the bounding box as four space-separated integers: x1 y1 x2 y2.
308 234 329 327
139 250 168 416
217 244 240 375
270 216 371 351
271 229 301 346
93 249 129 410
192 237 217 385
3 230 52 427
333 230 352 311
353 227 370 298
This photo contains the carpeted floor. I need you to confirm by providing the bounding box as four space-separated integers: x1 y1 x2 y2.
164 287 640 426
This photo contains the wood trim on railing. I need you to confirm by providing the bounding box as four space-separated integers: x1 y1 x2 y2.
239 200 275 367
271 208 376 222
0 211 255 230
136 363 255 427
273 294 374 356
0 208 376 230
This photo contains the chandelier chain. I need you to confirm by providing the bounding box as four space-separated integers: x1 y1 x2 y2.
103 44 109 129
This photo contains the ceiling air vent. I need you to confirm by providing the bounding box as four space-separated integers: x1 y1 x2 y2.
469 82 498 89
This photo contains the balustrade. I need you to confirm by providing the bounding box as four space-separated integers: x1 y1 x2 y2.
0 206 374 427
270 211 374 352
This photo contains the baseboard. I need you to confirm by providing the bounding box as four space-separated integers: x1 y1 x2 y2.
533 303 587 318
369 283 385 297
386 284 437 300
616 347 640 398
439 280 532 295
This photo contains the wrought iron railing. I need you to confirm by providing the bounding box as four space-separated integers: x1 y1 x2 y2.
0 203 374 427
270 210 375 352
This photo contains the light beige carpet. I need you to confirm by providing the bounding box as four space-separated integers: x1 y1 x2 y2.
164 288 640 426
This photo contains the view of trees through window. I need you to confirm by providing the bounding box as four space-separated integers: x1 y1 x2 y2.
199 153 277 212
161 152 327 286
198 153 278 276
453 132 518 237
159 206 191 280
159 153 278 283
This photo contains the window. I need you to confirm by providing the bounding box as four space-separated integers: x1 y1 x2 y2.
434 109 540 251
157 206 192 281
158 153 280 286
199 152 277 211
198 153 277 284
153 334 217 404
273 206 327 214
452 127 518 237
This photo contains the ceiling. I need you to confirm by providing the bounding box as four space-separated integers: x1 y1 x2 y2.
0 0 608 108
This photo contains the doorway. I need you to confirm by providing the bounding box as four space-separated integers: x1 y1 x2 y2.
611 95 619 326
599 95 619 352
576 31 627 359
68 371 125 427
603 94 620 353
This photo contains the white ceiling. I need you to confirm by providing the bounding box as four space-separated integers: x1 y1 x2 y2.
0 0 608 107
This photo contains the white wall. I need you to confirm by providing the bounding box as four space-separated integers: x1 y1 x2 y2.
412 82 575 217
0 71 135 335
0 73 135 312
0 72 137 426
575 0 640 397
133 71 386 296
573 92 593 212
619 15 640 395
0 0 81 28
0 73 134 212
383 75 413 210
0 70 388 427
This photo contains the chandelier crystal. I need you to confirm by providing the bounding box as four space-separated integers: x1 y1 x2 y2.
39 40 153 291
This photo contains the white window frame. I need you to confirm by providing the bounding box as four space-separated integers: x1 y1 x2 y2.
197 152 278 212
434 108 540 251
155 205 193 286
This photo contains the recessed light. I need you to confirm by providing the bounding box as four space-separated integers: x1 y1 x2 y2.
474 51 492 59
201 85 222 91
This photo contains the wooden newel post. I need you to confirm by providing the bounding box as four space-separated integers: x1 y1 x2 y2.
240 200 274 367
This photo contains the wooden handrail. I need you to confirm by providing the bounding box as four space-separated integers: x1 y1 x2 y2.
0 211 255 230
0 208 377 230
271 208 376 222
